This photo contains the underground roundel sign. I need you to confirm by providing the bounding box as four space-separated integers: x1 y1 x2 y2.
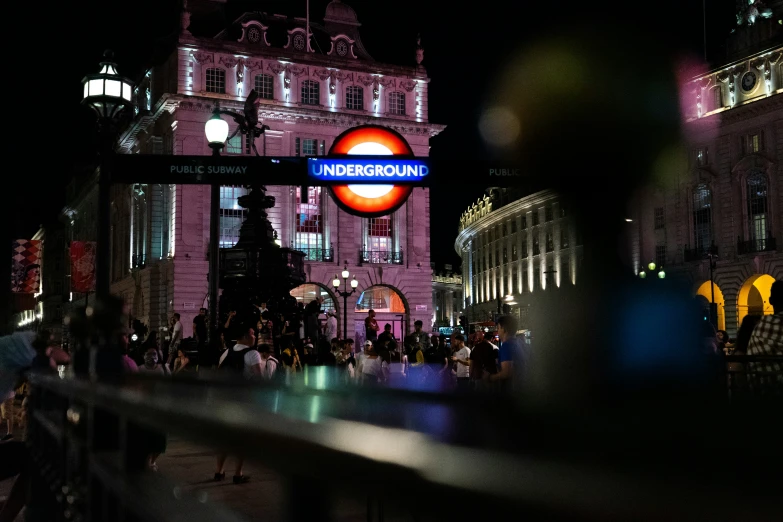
316 125 423 218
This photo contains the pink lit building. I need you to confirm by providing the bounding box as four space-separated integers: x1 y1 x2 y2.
64 1 444 343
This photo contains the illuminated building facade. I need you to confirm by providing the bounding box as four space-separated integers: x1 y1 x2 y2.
630 11 782 337
65 1 444 342
455 188 582 330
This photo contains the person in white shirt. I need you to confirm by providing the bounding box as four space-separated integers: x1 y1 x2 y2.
324 310 338 343
166 313 183 367
215 323 262 484
259 344 279 379
359 341 388 385
450 333 472 392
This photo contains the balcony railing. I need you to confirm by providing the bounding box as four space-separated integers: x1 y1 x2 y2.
359 249 404 265
131 254 146 269
295 245 334 262
737 237 776 255
683 245 718 262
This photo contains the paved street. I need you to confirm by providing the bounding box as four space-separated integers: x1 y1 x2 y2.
2 433 415 521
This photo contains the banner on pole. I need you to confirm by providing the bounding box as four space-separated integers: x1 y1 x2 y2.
11 239 42 293
70 241 96 293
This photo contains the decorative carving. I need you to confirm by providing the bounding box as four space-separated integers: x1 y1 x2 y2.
219 56 239 69
191 52 213 64
268 62 285 75
415 33 424 65
717 71 729 83
379 77 395 88
329 80 336 95
182 0 191 35
289 65 308 77
313 68 332 81
236 59 245 85
399 79 416 92
357 75 375 87
735 0 773 26
246 59 264 71
372 78 380 101
335 71 352 82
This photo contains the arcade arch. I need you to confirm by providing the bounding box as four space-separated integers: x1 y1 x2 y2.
737 274 776 325
355 284 408 343
695 281 725 332
290 282 337 319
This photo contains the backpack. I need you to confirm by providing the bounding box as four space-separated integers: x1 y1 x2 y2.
222 347 253 372
265 356 279 378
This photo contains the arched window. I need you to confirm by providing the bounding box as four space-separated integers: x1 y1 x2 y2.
692 183 712 252
356 286 405 313
388 91 405 115
254 73 273 99
346 85 363 110
205 68 226 94
290 284 335 315
746 171 768 249
301 79 320 105
295 187 323 258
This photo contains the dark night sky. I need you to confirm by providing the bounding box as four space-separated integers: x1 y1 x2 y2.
4 0 732 284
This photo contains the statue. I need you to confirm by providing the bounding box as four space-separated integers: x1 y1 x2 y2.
415 33 424 65
214 90 270 156
736 0 773 25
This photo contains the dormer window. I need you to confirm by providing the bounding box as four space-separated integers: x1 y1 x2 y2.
206 68 226 94
292 32 306 51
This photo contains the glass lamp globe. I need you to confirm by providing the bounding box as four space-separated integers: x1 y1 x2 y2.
332 275 341 288
658 269 666 279
351 277 359 289
639 271 647 279
341 266 350 279
648 261 656 271
205 112 229 146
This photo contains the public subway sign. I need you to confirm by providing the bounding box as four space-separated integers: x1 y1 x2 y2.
307 158 429 182
325 125 420 218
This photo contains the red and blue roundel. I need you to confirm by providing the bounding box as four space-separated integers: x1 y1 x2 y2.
328 125 415 218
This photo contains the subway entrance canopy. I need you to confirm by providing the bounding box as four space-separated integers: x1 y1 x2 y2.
112 125 538 218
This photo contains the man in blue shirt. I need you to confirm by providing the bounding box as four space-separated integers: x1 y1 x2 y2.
487 315 524 391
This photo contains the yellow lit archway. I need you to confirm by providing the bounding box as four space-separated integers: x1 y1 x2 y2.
696 281 725 332
737 274 776 326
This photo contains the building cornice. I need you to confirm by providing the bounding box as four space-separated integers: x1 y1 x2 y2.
454 190 559 253
686 90 782 131
178 38 428 81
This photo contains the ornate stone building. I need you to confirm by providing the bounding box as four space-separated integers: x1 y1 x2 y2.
431 263 463 330
455 188 582 330
630 7 782 337
63 0 444 343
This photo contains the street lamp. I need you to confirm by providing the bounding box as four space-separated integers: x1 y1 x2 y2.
205 106 229 156
332 264 359 340
81 50 134 299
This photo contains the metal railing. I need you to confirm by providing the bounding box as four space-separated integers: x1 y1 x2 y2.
359 249 403 265
737 237 776 255
21 364 783 522
683 245 718 262
296 245 334 262
131 254 146 268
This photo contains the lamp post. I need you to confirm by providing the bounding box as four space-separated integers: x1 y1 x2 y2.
638 260 665 280
204 105 229 338
706 248 718 328
332 265 359 340
81 50 134 299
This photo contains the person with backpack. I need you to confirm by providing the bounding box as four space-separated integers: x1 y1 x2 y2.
258 343 279 380
214 322 262 484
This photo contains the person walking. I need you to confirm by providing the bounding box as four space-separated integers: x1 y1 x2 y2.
166 313 183 368
215 321 263 484
746 280 783 390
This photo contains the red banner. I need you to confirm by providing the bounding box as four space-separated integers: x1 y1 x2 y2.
70 241 96 293
11 239 42 293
